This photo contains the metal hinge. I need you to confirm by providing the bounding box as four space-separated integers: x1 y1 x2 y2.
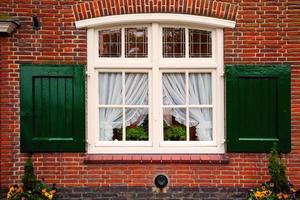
86 71 92 77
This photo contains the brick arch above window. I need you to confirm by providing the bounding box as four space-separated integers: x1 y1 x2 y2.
72 0 239 22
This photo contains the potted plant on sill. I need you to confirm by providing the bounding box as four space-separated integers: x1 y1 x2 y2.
164 124 186 141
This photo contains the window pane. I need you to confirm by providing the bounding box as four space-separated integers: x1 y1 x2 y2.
125 108 148 141
189 108 212 141
189 29 212 57
125 28 148 58
99 73 122 105
163 28 185 58
99 29 121 57
188 73 212 105
99 108 123 141
163 73 186 105
125 73 148 105
163 108 186 141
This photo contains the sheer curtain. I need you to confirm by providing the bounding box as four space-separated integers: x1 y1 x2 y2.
163 73 212 141
99 73 148 141
125 74 148 127
163 73 186 124
189 73 212 141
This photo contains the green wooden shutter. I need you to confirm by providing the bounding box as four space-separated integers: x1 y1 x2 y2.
226 65 291 153
20 64 85 152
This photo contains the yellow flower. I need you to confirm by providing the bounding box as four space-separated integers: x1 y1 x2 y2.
265 190 271 196
41 188 47 193
48 194 53 200
9 187 14 193
7 186 16 199
42 191 53 200
7 193 12 199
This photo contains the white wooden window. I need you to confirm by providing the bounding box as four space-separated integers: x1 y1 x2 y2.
125 27 148 58
98 71 150 142
86 18 226 154
99 28 121 57
162 28 185 58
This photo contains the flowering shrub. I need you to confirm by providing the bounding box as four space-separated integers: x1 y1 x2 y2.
7 183 56 200
7 159 57 200
247 181 297 200
247 145 299 200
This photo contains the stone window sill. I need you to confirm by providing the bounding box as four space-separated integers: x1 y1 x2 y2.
84 154 229 164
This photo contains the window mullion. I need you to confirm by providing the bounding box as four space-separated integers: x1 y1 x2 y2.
152 23 160 148
185 28 189 58
186 72 190 141
121 28 125 58
122 72 126 141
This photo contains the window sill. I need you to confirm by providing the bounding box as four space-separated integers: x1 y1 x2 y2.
84 154 229 164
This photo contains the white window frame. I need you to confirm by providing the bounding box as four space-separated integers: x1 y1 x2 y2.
81 14 235 154
96 69 153 147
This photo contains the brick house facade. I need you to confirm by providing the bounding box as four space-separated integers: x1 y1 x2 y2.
0 0 300 199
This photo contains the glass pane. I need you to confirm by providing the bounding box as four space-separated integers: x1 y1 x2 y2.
188 73 212 105
189 29 212 58
163 28 185 58
99 108 123 141
125 108 148 141
189 108 212 141
125 73 148 105
99 73 122 105
125 28 148 58
163 73 186 105
163 108 186 141
99 29 121 57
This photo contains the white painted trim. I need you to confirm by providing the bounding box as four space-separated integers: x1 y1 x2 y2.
75 13 236 29
86 22 226 154
215 28 225 152
86 28 99 152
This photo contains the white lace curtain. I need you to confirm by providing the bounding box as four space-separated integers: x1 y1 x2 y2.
163 73 212 141
99 73 148 141
99 72 212 141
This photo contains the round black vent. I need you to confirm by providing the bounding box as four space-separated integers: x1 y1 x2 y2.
154 174 168 188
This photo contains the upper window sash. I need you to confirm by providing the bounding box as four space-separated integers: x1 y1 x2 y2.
88 24 222 69
158 25 217 68
92 25 153 68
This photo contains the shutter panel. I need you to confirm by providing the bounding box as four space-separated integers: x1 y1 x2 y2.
226 65 291 153
21 64 85 152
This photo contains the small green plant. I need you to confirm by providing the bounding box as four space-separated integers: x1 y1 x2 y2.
164 125 186 141
7 158 57 200
268 144 289 193
22 159 37 192
126 126 148 141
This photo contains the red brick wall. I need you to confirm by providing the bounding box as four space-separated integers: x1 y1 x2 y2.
0 0 300 189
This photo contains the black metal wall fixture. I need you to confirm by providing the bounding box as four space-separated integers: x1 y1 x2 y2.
32 15 40 30
154 174 168 189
